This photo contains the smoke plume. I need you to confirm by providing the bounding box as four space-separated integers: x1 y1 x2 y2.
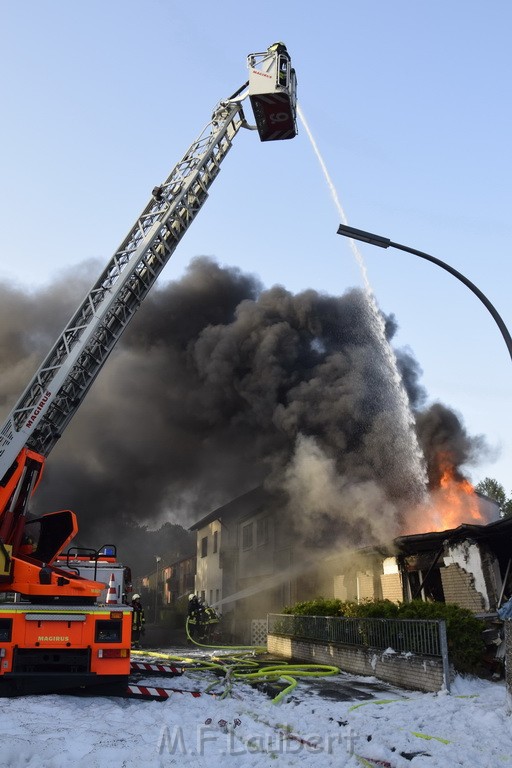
0 256 488 572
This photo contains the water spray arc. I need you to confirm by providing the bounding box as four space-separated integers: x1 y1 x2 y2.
297 103 427 502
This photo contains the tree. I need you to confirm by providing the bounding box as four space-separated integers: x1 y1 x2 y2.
475 477 512 518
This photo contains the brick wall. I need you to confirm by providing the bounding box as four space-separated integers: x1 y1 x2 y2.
440 563 485 611
357 571 378 601
333 574 347 601
268 633 447 693
380 573 402 603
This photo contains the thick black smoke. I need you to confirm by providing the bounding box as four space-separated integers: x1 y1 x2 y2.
415 403 488 487
0 257 487 571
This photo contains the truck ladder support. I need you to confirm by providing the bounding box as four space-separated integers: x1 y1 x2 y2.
0 103 245 467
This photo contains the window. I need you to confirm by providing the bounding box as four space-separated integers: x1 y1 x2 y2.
201 536 208 558
216 589 220 603
210 589 213 604
200 590 205 602
213 530 218 554
257 516 269 546
242 522 254 550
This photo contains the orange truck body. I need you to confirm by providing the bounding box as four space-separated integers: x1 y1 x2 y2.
0 450 133 696
0 603 131 696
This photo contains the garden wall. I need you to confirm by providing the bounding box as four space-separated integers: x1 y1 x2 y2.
267 633 448 693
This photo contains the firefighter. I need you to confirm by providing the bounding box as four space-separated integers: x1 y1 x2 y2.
203 604 221 642
188 595 220 642
131 593 145 649
268 41 289 86
268 41 288 56
187 593 202 640
188 593 200 614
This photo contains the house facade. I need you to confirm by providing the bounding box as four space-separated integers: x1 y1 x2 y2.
191 486 314 642
329 515 511 614
190 485 508 641
137 552 196 623
164 554 196 605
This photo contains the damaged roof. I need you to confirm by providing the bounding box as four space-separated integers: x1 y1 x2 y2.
395 515 512 557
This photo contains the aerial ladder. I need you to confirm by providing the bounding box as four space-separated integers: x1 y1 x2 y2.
0 44 297 696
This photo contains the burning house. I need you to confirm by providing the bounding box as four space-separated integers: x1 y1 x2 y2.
1 254 504 636
394 516 510 612
190 469 506 643
329 482 506 613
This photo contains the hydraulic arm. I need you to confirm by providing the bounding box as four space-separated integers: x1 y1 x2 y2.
0 45 297 475
0 43 297 582
0 42 297 697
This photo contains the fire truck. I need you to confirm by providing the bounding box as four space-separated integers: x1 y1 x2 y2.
53 546 132 605
0 44 297 696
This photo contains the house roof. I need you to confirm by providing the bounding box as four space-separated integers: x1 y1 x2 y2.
189 485 271 531
395 515 512 556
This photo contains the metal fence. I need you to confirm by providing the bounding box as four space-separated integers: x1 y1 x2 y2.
267 613 448 659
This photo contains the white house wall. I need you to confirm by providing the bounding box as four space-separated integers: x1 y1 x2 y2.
443 541 490 610
238 513 275 579
194 520 222 607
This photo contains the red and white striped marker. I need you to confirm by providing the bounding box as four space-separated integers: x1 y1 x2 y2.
125 684 202 700
105 572 117 604
130 661 183 676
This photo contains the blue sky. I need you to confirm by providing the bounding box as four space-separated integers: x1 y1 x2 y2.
1 1 511 491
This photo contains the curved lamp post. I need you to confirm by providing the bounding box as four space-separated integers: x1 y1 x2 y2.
337 224 512 363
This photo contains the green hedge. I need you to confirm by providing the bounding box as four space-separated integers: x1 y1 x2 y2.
282 597 485 673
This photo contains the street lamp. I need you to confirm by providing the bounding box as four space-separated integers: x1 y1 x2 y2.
337 224 512 363
154 556 161 623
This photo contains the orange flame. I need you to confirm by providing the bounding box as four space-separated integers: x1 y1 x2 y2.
403 455 486 535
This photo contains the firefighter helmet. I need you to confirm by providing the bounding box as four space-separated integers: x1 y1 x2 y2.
132 594 141 601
